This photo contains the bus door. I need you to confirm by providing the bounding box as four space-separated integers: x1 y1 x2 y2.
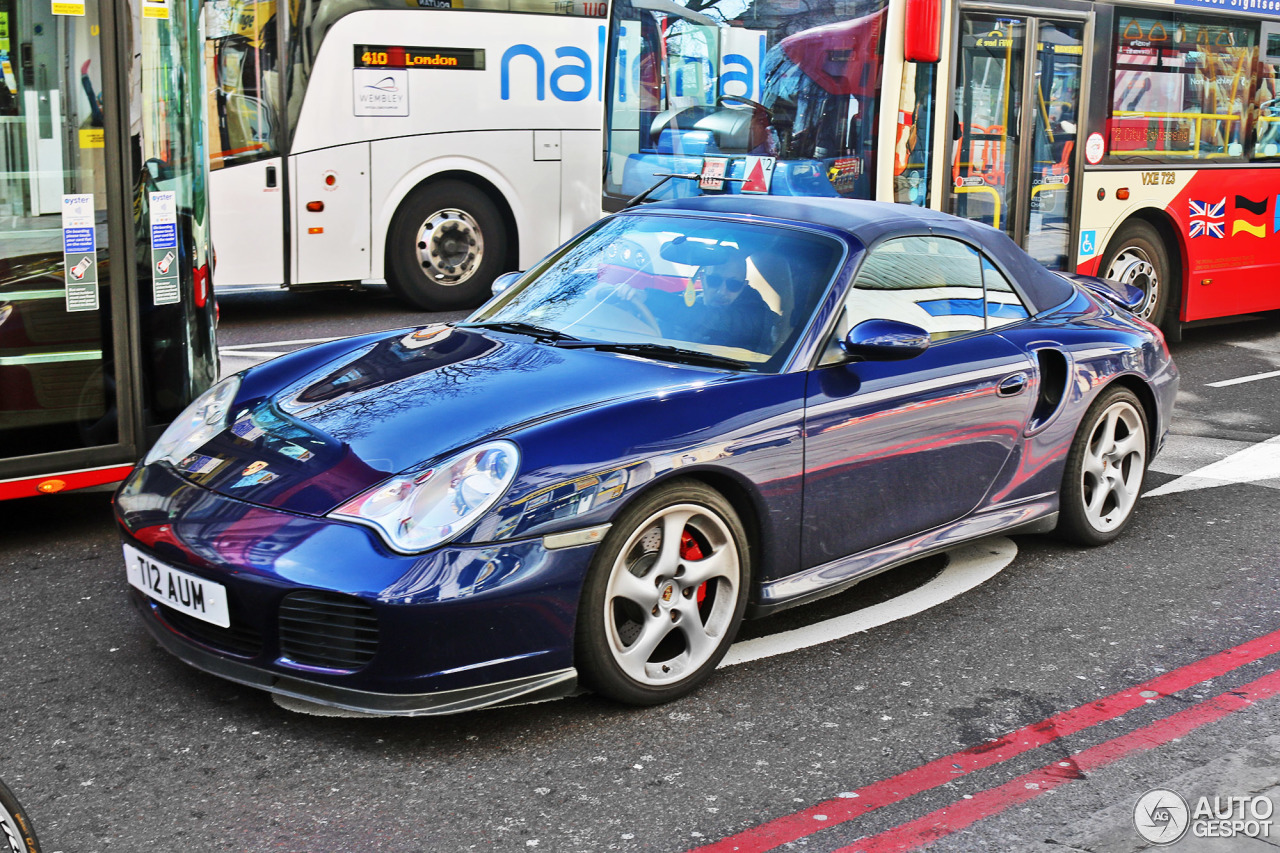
948 11 1086 270
1 0 217 497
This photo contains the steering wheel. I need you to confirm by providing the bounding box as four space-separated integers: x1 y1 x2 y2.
598 285 661 334
717 93 773 120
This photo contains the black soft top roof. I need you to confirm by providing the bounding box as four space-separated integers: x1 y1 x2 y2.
632 196 1075 314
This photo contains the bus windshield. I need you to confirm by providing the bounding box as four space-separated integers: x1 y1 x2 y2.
605 0 887 202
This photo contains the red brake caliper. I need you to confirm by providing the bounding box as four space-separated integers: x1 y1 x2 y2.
680 530 708 605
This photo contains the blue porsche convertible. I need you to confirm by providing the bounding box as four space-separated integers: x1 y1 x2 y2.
116 197 1178 714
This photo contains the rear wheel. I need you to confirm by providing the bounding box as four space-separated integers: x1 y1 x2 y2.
385 181 507 311
0 778 41 853
1057 386 1148 546
576 480 750 705
1100 220 1171 327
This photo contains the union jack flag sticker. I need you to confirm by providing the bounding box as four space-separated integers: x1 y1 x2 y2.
1188 198 1225 238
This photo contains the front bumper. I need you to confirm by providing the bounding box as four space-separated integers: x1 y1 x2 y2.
116 464 597 715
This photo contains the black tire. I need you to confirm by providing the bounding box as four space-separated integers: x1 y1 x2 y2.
1098 220 1172 327
1056 386 1149 547
0 778 41 853
385 180 508 311
576 479 750 705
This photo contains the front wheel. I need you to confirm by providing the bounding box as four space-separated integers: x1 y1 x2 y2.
1057 386 1149 546
576 480 750 705
1099 220 1171 327
0 778 41 853
385 181 507 311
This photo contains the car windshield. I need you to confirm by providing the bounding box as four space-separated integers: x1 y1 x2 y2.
466 215 845 373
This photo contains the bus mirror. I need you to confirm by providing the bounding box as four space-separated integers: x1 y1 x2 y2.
904 0 941 63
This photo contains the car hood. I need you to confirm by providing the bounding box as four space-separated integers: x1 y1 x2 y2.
171 326 714 516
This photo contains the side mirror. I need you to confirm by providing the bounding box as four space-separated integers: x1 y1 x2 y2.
491 271 522 298
840 319 930 361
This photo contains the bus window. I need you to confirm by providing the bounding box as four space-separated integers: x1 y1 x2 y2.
0 0 117 458
207 0 281 169
604 0 888 202
1107 12 1255 162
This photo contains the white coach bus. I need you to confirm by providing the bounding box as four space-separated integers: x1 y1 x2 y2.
205 0 612 309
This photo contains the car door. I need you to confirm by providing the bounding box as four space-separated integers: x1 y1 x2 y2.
801 234 1036 569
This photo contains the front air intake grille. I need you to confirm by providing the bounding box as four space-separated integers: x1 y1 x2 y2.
278 591 379 670
157 603 264 657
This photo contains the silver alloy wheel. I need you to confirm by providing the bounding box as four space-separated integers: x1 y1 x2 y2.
1080 400 1146 533
1105 245 1159 319
416 208 484 286
603 503 741 686
0 799 29 853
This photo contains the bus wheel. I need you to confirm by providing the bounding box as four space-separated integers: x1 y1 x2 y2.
1099 221 1170 326
386 181 506 311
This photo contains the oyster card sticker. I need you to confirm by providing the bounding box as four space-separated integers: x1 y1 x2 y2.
700 157 728 191
62 194 98 312
141 0 168 18
149 191 180 305
353 69 408 116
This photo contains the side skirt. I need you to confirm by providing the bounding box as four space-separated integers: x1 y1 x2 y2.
748 499 1058 619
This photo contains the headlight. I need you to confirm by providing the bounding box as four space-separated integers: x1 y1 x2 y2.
143 375 242 466
330 440 519 553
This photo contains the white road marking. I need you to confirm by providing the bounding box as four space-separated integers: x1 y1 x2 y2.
1206 369 1280 388
1145 434 1280 497
719 537 1017 668
221 336 346 350
274 536 1019 716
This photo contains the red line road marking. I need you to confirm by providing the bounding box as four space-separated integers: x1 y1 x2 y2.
836 665 1280 852
691 627 1280 853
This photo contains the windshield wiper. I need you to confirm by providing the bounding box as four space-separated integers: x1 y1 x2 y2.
552 340 751 370
458 321 580 343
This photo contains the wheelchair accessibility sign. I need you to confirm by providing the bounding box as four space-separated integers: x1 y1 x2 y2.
1079 229 1098 259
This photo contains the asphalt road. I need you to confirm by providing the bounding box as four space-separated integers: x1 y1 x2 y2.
2 289 1279 853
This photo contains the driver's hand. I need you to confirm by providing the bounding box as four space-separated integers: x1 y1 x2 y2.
590 282 642 303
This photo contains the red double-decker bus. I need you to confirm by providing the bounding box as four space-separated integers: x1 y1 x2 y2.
601 0 1280 339
1 0 217 500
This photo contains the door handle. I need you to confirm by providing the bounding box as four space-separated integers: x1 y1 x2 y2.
997 372 1028 397
265 165 277 188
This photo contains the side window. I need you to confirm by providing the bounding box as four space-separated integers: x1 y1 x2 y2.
1255 24 1280 159
1108 12 1256 163
206 5 281 170
981 256 1031 328
847 236 986 342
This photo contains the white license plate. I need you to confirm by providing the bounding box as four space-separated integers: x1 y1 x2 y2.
124 543 231 629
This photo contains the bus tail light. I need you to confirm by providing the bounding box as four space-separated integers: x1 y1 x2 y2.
193 263 209 308
306 201 325 212
904 0 941 63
